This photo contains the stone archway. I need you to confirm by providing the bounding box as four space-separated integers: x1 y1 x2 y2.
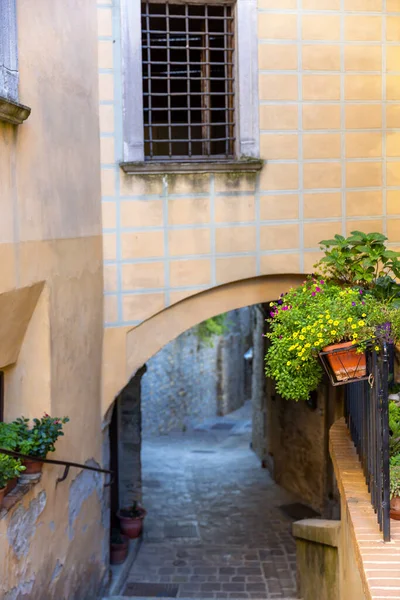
102 274 305 418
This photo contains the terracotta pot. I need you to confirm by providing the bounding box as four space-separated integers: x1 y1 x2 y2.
0 486 6 508
390 496 400 520
323 341 366 382
5 477 18 496
117 508 147 539
110 534 129 565
22 459 43 475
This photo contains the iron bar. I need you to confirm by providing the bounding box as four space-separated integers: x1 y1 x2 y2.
345 342 391 541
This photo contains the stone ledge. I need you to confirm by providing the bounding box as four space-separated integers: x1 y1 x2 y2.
293 518 341 548
330 418 400 600
0 96 31 125
120 159 264 175
0 475 41 519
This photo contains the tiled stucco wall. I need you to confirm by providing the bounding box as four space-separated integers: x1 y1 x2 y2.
98 0 400 328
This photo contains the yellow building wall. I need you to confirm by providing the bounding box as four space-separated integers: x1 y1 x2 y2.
0 0 105 598
99 0 400 411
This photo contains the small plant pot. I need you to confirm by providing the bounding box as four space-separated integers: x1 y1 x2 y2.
390 496 400 520
0 486 6 508
322 341 367 383
22 459 43 475
117 508 147 539
5 477 18 496
110 534 129 565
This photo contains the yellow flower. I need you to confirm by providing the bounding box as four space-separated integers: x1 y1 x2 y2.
325 314 331 320
328 319 333 325
333 321 339 326
351 324 357 330
301 356 307 361
302 287 307 293
317 333 323 338
287 361 292 366
305 343 311 348
375 346 380 351
347 317 353 323
362 313 366 318
289 345 296 351
352 340 357 345
331 330 337 335
339 291 345 296
358 320 365 327
299 335 305 340
293 332 298 339
301 327 306 333
318 315 324 318
270 302 274 307
306 325 311 331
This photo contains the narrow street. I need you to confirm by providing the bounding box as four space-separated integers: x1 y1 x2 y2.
122 403 297 599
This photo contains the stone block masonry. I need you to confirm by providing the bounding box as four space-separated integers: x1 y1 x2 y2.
141 308 252 437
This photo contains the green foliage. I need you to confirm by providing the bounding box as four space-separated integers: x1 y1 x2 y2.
197 314 229 347
390 465 400 499
315 231 400 301
0 454 25 489
0 422 23 451
265 278 400 402
389 401 400 459
13 414 69 459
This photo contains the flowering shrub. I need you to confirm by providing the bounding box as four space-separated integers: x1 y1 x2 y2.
0 454 25 489
265 278 400 401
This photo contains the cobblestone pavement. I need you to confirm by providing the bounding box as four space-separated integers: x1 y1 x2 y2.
126 403 297 599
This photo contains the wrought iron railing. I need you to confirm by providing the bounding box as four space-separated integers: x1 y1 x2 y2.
345 341 390 542
0 448 113 485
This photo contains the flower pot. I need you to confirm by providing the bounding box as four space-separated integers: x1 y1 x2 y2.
323 341 367 382
22 459 43 475
117 508 147 539
390 496 400 520
110 534 129 565
5 477 18 496
0 486 6 508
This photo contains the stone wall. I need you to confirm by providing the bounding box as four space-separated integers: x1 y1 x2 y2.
141 308 251 436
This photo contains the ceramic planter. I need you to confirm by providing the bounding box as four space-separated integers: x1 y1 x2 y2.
0 486 6 508
322 341 367 382
390 496 400 520
117 507 147 539
22 459 43 475
4 477 18 495
110 534 129 565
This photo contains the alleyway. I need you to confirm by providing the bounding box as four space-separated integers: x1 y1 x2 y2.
123 403 298 599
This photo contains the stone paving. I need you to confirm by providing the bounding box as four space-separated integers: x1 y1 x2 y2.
125 402 298 599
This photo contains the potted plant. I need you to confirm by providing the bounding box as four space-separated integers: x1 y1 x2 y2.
13 414 69 474
117 501 147 539
0 422 25 492
390 465 400 519
110 528 129 565
0 454 25 507
265 232 400 401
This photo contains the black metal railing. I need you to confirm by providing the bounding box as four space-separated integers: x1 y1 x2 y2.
0 448 113 486
345 341 390 541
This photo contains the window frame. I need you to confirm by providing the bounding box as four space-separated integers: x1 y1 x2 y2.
0 0 19 102
120 0 260 169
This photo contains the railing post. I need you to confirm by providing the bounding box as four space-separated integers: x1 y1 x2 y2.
381 341 391 542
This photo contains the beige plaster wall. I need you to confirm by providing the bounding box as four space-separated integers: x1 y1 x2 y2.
0 0 105 598
98 0 400 413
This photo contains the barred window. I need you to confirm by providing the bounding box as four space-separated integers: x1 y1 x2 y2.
141 1 235 161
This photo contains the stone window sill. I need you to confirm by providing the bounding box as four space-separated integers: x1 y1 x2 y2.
0 96 31 125
120 158 264 175
0 474 41 519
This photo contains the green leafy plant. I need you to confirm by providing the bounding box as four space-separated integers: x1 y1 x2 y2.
390 465 400 499
0 454 25 489
265 278 400 401
0 422 23 451
315 231 400 303
389 401 400 459
119 501 145 519
13 414 69 459
197 314 229 347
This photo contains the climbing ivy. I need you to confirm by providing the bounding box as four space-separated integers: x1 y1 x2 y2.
196 314 229 347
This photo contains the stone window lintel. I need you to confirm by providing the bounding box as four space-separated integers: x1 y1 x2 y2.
0 95 31 125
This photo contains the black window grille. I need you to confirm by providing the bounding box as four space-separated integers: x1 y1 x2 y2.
141 1 235 161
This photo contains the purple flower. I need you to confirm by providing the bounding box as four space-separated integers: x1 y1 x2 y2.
277 299 283 305
320 280 325 285
315 287 321 293
362 301 365 305
282 306 289 311
311 292 316 297
352 302 356 306
270 311 275 318
359 290 363 295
